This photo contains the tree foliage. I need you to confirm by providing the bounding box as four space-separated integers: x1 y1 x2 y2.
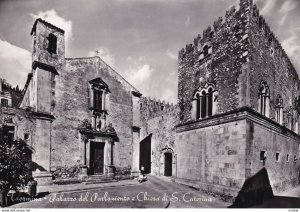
0 138 31 190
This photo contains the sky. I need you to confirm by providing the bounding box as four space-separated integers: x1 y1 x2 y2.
0 0 300 103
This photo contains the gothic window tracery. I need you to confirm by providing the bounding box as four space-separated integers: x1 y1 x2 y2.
275 95 283 125
192 84 218 120
258 81 270 118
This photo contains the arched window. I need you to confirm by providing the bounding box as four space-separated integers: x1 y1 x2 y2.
196 93 200 119
199 44 212 60
192 84 217 120
201 90 207 118
207 87 213 117
275 95 283 125
203 45 209 57
258 81 270 117
47 33 57 54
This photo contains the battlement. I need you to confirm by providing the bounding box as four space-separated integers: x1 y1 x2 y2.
251 4 299 79
140 97 178 121
179 0 252 60
178 0 299 80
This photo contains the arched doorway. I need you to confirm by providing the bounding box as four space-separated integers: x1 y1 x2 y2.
164 152 172 176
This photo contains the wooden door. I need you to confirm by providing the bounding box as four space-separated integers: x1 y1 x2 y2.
164 152 172 176
90 142 105 175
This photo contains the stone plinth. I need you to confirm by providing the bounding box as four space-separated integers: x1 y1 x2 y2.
33 171 53 186
79 165 88 179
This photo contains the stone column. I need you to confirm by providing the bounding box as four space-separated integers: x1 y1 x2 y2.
265 97 270 118
95 115 99 131
131 130 140 177
105 139 114 176
32 119 52 185
92 116 96 130
192 99 197 120
212 91 218 115
100 113 106 131
279 108 283 125
79 133 88 179
294 121 299 134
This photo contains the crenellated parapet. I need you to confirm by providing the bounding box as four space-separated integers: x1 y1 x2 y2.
251 4 299 79
178 0 252 63
140 97 178 121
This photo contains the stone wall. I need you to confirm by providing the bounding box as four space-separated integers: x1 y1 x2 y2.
248 4 300 129
0 107 37 170
31 19 65 75
140 97 178 175
175 108 300 197
178 0 252 123
51 56 138 169
248 120 300 194
175 117 247 196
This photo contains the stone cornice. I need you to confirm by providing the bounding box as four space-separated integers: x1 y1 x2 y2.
132 91 142 98
32 61 59 75
78 128 119 141
176 107 300 142
31 111 55 121
31 18 65 35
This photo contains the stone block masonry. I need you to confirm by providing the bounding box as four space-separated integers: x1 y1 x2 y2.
175 117 247 196
175 107 300 197
178 0 252 124
175 0 300 199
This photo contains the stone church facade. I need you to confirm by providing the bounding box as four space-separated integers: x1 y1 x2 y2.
1 18 145 184
0 0 299 199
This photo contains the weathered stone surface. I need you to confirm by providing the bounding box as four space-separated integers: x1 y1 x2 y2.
140 97 179 176
175 0 300 199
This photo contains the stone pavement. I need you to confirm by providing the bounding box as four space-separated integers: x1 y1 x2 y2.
278 186 300 198
8 177 171 208
37 179 140 194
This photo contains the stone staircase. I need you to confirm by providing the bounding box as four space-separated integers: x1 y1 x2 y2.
81 175 117 185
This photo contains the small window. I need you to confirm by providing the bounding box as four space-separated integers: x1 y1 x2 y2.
286 154 289 162
203 45 211 57
1 99 8 107
47 33 57 54
260 151 266 161
275 152 280 162
94 89 103 111
24 133 29 140
161 105 164 111
140 103 142 108
294 155 298 162
270 48 274 56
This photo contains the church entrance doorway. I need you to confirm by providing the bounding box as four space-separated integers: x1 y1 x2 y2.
139 134 152 174
90 142 105 175
164 152 172 176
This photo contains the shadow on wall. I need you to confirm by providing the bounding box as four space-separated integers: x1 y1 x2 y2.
31 161 47 172
230 167 274 208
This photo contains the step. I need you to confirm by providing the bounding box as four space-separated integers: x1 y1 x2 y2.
81 179 118 185
88 175 114 180
85 178 117 182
